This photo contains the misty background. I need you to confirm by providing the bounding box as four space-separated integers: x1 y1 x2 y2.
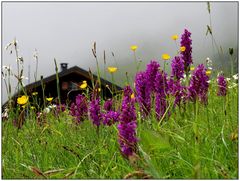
2 2 238 104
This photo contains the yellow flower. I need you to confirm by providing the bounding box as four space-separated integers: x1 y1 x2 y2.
162 54 171 60
172 34 178 40
108 67 118 73
190 66 195 71
206 70 211 76
130 45 138 51
17 95 29 105
131 93 135 99
80 81 88 89
98 88 101 92
46 97 53 102
180 46 186 52
32 92 38 96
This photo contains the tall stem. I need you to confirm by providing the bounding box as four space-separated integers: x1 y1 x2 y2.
163 61 167 95
34 55 39 82
193 101 200 178
54 59 61 105
230 55 234 76
13 39 20 95
111 73 115 97
133 51 138 73
95 57 101 88
41 76 46 108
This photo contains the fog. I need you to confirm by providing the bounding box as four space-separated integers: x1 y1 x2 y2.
2 2 238 103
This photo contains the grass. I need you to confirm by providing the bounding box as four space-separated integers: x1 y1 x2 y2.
2 78 238 179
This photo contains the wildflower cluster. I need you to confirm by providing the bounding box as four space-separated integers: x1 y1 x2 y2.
145 60 160 92
70 94 88 124
89 98 102 127
118 86 138 157
102 98 120 126
188 64 209 104
103 99 113 111
180 29 193 74
135 71 151 117
102 111 120 126
154 70 168 119
171 56 185 80
168 78 186 106
9 28 232 164
217 74 227 96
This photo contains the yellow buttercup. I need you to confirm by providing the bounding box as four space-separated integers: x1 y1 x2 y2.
130 45 138 51
162 54 171 60
108 67 118 73
172 34 178 41
46 97 53 102
17 95 28 105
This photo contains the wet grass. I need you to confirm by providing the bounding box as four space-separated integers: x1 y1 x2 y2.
2 79 238 179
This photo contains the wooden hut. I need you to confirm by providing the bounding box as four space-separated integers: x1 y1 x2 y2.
3 63 122 108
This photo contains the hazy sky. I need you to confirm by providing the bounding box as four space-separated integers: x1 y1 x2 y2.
2 2 238 103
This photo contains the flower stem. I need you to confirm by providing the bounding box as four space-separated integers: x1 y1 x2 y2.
193 101 200 178
41 76 46 108
111 73 115 97
133 52 138 73
54 59 61 105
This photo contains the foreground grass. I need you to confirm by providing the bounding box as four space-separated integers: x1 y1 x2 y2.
2 82 238 179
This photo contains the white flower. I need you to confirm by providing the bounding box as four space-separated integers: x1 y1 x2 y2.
2 108 9 118
2 66 10 70
206 57 213 70
226 78 231 82
48 104 56 109
207 80 211 83
232 73 238 80
43 107 50 113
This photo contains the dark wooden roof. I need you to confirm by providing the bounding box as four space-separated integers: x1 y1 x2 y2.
2 66 122 108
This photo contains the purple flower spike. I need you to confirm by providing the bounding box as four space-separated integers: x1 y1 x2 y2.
135 71 151 117
217 75 227 96
118 86 138 157
89 98 102 127
145 60 160 92
171 56 185 80
154 70 168 120
56 104 66 114
104 99 113 111
180 29 193 74
70 94 88 124
168 78 184 106
102 111 120 126
188 64 209 104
